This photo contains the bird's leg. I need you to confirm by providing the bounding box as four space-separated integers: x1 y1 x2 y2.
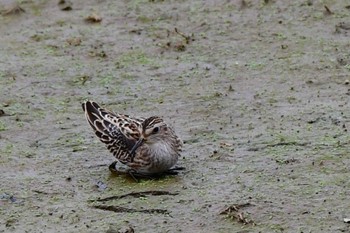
128 171 140 182
108 161 142 182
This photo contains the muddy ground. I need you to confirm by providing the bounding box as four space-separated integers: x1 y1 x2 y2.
0 0 349 232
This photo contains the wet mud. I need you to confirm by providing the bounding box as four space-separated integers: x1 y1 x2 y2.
0 0 350 232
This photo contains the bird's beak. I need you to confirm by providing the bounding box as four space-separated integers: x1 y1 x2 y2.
130 137 145 155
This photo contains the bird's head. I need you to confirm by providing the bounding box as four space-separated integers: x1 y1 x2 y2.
130 116 167 154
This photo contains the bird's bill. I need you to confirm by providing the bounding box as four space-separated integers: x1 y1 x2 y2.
130 138 145 155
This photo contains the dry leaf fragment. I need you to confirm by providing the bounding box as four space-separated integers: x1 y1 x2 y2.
85 13 102 23
324 5 333 15
58 0 72 11
220 142 233 148
66 37 82 46
220 203 255 225
2 4 25 16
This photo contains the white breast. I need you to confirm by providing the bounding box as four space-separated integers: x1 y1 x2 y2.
147 141 179 173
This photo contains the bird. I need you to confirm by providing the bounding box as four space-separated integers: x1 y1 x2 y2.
82 100 183 178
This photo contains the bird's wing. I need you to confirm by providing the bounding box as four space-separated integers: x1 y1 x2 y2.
82 101 144 163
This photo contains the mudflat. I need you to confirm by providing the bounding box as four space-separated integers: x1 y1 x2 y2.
0 1 349 232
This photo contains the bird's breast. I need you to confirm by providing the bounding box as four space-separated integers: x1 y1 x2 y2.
146 141 179 172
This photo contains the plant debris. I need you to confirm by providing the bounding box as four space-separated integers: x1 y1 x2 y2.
159 28 195 52
324 5 333 15
85 13 102 23
93 205 169 214
66 37 82 46
275 158 300 164
58 0 72 11
90 190 179 202
88 50 107 58
174 28 193 45
239 0 248 10
228 85 234 92
107 225 134 233
121 226 134 233
337 22 350 30
74 75 91 85
220 203 255 225
335 22 350 34
2 4 25 16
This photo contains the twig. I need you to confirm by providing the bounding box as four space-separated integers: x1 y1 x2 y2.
324 5 333 15
220 203 255 225
174 28 191 44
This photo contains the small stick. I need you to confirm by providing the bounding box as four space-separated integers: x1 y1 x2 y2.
174 28 191 44
324 5 333 15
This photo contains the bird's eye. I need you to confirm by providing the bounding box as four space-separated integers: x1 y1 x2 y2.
152 127 159 134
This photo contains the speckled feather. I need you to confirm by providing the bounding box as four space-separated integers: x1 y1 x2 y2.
82 101 182 174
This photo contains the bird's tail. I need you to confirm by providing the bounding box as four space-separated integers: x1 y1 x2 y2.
82 101 113 142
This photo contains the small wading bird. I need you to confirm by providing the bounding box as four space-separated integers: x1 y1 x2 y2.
82 101 183 179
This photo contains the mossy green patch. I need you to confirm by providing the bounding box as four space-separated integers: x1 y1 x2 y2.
0 121 6 131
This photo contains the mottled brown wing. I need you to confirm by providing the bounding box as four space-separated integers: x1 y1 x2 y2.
82 101 143 163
